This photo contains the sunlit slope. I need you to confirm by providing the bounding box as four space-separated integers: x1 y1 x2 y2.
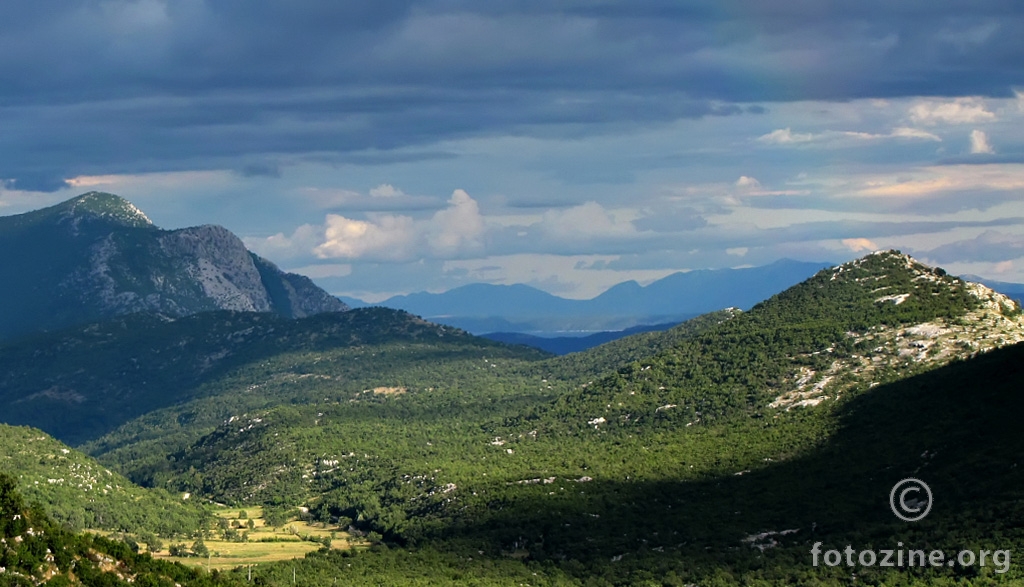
0 424 204 536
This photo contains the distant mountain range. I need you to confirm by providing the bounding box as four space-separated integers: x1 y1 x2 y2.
346 259 832 334
0 192 347 341
481 322 682 354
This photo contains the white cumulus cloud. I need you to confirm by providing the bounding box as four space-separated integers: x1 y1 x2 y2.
842 238 880 252
908 98 996 125
735 176 762 189
369 184 405 198
889 127 942 141
426 189 485 257
757 127 940 147
309 189 487 262
315 213 418 260
969 129 995 154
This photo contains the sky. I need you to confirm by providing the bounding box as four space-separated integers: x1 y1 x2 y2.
1 1 1023 301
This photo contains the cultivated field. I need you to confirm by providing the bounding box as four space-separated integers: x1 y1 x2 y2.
150 506 362 571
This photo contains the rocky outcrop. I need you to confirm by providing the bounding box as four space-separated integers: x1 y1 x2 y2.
769 252 1024 410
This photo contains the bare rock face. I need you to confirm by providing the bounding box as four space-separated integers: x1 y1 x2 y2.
0 192 347 340
159 225 275 313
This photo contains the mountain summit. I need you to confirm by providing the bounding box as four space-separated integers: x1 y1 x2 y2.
0 192 347 340
543 249 1023 430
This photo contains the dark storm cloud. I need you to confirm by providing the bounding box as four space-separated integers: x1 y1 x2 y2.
1 0 1022 189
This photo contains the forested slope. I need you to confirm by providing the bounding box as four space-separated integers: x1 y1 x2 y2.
0 425 203 537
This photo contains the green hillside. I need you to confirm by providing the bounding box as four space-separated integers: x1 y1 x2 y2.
542 308 740 379
3 250 1023 585
0 425 204 538
66 251 1024 585
0 471 240 586
528 250 1016 436
0 307 547 447
207 340 1022 585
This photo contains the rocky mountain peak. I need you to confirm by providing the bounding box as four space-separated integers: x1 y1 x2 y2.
58 191 154 228
0 192 347 341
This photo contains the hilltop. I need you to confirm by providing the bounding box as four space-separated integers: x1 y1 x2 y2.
0 192 346 341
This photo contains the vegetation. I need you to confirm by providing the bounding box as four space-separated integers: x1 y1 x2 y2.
0 425 204 537
0 471 241 586
1 250 1023 585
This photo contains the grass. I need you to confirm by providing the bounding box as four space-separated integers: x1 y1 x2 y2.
149 506 365 571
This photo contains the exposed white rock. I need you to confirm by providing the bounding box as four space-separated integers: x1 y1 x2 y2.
875 293 910 305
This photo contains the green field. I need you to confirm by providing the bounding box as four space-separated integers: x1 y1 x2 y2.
147 506 364 571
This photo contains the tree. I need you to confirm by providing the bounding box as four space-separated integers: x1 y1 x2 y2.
168 543 188 557
192 538 209 558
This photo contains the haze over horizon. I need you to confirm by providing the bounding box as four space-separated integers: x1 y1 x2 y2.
1 2 1022 300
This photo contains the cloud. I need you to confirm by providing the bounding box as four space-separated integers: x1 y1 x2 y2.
854 164 1024 198
244 223 324 260
920 230 1024 264
735 176 762 189
908 98 997 125
757 128 815 144
970 129 995 154
539 202 637 240
301 185 444 212
425 189 485 257
757 127 941 147
2 3 1022 189
256 189 488 263
842 238 880 252
314 213 418 261
369 184 405 198
890 127 942 141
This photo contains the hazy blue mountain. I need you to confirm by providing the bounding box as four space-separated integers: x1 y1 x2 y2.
366 259 829 333
0 192 347 341
482 321 684 354
336 295 371 308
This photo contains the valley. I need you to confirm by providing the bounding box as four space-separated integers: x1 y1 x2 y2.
1 196 1022 585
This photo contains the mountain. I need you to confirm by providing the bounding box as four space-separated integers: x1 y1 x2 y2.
529 250 1023 435
67 250 1024 585
0 192 347 341
481 321 683 355
371 259 829 333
